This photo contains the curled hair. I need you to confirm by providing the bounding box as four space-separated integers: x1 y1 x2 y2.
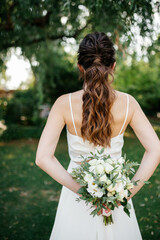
77 32 116 147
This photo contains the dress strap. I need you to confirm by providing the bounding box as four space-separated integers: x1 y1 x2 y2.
69 93 78 136
118 93 129 135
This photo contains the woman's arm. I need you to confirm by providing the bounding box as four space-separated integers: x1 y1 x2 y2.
127 95 160 201
35 95 82 196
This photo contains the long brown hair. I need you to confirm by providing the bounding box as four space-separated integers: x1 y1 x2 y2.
77 32 116 147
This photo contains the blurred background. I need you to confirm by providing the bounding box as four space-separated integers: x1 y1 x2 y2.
0 1 160 239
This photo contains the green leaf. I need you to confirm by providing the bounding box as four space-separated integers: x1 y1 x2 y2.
124 207 130 217
120 197 128 206
132 180 139 186
126 202 131 209
143 180 150 184
77 187 86 194
99 148 105 154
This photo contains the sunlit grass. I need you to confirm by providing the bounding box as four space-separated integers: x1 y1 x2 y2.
0 126 160 240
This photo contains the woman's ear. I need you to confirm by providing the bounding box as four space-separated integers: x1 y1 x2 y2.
77 63 84 72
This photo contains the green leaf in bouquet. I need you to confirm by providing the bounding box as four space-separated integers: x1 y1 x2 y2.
116 177 124 182
106 202 112 209
128 190 132 197
96 205 102 212
75 198 81 202
126 202 131 209
86 197 94 202
112 173 119 180
120 197 128 206
99 147 105 154
79 182 87 186
81 196 88 200
77 187 86 195
90 208 100 217
143 180 150 184
108 196 116 201
110 173 113 180
112 180 116 187
132 180 139 186
110 204 115 210
113 200 119 208
96 150 101 155
112 166 119 172
124 206 130 217
80 154 85 159
102 196 107 203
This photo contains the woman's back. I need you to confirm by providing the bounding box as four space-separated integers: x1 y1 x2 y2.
63 89 130 164
64 89 130 139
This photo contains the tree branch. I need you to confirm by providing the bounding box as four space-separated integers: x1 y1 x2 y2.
0 10 52 30
1 19 91 50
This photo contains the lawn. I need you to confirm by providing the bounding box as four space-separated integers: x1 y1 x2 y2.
0 125 160 240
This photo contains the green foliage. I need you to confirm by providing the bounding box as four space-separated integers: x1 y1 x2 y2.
114 52 160 116
23 41 82 105
2 88 40 125
0 124 44 141
0 0 157 53
0 97 8 120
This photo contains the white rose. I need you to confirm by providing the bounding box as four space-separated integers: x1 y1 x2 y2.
89 165 96 174
104 163 114 174
106 158 114 164
118 189 128 201
126 177 134 189
122 175 127 186
122 189 128 198
99 174 107 183
107 192 113 197
114 164 122 172
84 173 94 183
87 183 104 198
106 179 112 185
117 157 125 165
94 190 104 198
113 171 122 179
95 164 105 174
126 182 134 189
107 183 116 192
88 159 97 166
97 159 105 165
114 182 124 193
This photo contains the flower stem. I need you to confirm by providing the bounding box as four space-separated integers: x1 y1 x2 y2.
103 214 114 226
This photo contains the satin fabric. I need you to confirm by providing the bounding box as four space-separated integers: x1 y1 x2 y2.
49 127 143 240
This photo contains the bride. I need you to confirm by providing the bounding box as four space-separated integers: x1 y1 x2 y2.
35 32 160 240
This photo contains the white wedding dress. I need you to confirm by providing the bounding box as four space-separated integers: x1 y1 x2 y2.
49 93 143 240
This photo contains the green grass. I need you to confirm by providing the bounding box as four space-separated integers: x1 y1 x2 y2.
0 127 160 240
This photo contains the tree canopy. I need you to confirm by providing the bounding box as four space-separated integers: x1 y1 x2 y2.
0 0 159 52
0 0 160 117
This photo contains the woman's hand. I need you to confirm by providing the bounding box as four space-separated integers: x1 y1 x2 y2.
95 203 111 216
96 200 122 215
116 200 121 207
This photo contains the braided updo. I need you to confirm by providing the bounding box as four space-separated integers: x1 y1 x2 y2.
77 32 116 147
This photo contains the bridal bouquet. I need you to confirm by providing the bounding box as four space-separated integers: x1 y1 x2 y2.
70 148 149 226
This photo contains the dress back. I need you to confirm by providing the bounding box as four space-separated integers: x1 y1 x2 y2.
66 92 129 163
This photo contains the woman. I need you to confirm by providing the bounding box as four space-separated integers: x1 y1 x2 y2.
35 32 160 240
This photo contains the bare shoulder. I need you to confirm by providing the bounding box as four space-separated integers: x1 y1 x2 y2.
53 90 83 106
115 90 140 109
114 90 142 124
50 93 71 115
